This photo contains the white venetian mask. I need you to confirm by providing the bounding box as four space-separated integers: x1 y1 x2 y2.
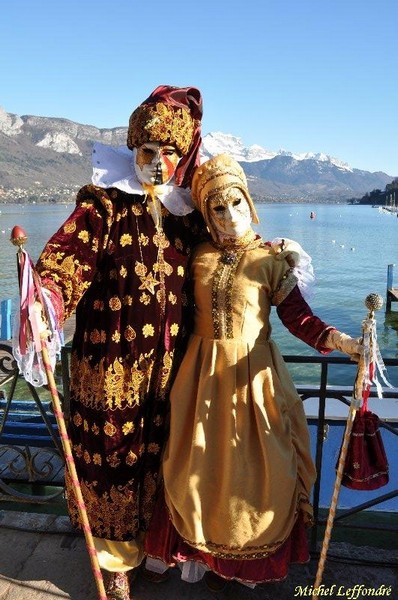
208 188 252 240
134 142 181 186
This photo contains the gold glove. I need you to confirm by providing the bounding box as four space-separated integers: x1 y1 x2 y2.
325 329 363 362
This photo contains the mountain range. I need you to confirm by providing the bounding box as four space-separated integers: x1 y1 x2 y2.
0 107 394 203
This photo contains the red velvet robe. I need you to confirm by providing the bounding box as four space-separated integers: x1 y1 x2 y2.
36 184 205 541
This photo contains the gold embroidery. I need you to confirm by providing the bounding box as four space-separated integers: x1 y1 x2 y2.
142 324 155 337
112 331 121 343
140 293 151 305
78 230 90 243
106 452 121 468
70 351 155 410
124 325 136 342
120 233 133 246
73 413 83 427
65 474 141 539
141 471 158 529
147 443 160 454
212 252 243 339
122 422 135 435
159 351 173 394
64 221 77 234
93 453 102 465
174 237 183 251
126 451 138 465
109 296 122 311
131 203 144 216
135 261 147 277
119 265 127 278
170 323 179 336
104 421 117 437
138 233 149 246
38 250 92 317
90 329 101 344
74 443 83 458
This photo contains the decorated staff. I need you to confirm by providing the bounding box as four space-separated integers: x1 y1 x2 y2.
312 293 390 599
10 225 107 600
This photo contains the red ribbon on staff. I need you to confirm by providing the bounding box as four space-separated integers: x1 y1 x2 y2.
10 225 107 600
17 248 43 354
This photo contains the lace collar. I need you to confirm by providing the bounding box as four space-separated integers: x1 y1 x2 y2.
91 142 195 216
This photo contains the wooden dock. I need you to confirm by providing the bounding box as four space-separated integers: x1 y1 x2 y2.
387 264 398 311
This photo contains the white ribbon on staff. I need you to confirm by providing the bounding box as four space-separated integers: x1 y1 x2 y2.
361 316 392 400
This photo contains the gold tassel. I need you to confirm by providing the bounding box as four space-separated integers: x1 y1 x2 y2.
142 184 163 231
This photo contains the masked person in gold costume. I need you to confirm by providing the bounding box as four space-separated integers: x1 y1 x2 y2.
144 154 362 591
16 85 207 599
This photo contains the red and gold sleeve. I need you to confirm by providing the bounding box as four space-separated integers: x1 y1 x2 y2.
35 187 110 323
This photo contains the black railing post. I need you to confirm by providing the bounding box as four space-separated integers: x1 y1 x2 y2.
310 359 329 551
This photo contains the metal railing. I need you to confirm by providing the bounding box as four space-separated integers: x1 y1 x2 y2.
283 354 398 550
1 344 397 549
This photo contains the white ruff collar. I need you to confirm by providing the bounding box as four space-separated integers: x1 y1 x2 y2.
91 142 195 216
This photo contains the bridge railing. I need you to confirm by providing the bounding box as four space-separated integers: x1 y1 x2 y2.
0 344 397 549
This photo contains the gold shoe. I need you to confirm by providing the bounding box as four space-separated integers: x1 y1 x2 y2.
106 571 130 600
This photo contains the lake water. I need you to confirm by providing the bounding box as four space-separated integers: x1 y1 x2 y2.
1 201 398 388
1 202 397 511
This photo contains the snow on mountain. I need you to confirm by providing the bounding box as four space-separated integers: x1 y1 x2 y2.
201 132 277 163
201 132 353 172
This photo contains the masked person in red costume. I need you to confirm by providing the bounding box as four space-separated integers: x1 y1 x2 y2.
144 154 362 592
16 85 207 599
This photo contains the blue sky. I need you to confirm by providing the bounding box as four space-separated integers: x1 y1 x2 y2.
1 0 397 175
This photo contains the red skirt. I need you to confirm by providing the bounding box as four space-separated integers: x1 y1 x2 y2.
144 490 310 585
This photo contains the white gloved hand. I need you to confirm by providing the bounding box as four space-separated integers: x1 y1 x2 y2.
33 301 51 338
325 329 363 362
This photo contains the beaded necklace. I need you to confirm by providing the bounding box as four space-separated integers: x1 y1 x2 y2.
211 228 262 265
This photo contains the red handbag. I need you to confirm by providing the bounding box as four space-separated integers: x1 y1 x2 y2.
338 406 389 490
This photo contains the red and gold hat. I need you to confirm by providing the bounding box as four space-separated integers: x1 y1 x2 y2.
127 85 203 188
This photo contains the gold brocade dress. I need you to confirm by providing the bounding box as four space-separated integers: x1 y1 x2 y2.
145 236 327 583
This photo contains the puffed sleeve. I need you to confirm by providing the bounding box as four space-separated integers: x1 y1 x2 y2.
35 185 113 323
269 237 315 304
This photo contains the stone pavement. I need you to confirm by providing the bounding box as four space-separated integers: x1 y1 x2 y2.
0 510 397 600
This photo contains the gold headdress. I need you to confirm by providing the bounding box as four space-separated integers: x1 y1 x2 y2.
127 102 196 156
126 85 203 188
191 154 259 238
